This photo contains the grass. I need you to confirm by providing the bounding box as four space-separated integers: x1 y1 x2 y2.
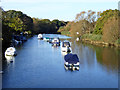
115 39 120 44
61 31 70 36
82 34 102 41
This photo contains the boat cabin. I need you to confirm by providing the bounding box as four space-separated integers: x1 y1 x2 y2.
62 42 71 47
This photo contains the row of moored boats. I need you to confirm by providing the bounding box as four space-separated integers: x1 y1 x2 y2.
3 34 79 72
38 34 80 71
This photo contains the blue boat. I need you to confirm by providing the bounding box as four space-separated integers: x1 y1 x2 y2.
64 54 79 70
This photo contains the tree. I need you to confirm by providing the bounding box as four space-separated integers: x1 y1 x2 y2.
2 10 33 34
94 9 120 35
33 18 67 34
75 11 86 22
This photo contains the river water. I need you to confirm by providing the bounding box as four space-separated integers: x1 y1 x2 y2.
2 34 119 88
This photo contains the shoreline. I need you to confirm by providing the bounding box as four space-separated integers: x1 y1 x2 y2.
81 38 120 49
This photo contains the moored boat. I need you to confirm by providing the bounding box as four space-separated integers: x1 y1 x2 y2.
61 41 71 53
5 47 17 56
38 34 43 40
52 38 60 46
43 37 50 42
48 38 53 43
64 54 79 70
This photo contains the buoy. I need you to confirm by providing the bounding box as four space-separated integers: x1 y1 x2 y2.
76 38 79 41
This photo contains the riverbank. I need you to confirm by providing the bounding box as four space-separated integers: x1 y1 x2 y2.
81 34 120 48
81 38 120 48
60 33 120 48
57 9 120 48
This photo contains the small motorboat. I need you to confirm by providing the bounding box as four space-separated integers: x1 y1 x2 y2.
21 36 27 42
64 54 79 70
61 41 71 53
52 38 60 46
12 35 22 44
5 47 17 56
38 34 43 40
43 37 50 42
48 38 53 43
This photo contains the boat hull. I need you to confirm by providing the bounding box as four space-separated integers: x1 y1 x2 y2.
5 47 17 56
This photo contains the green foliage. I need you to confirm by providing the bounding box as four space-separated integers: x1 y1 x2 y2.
94 9 120 34
2 10 33 34
2 23 13 48
115 39 120 44
102 16 119 43
58 22 72 36
61 31 70 36
82 34 102 41
33 18 67 34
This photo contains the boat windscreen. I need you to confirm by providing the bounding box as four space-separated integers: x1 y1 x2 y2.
62 42 70 47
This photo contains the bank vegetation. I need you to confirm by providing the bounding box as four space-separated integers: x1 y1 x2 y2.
58 9 120 47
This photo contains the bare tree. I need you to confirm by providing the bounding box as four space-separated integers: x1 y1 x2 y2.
75 11 86 22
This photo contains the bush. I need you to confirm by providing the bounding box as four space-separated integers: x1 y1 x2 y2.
82 34 102 41
115 39 120 44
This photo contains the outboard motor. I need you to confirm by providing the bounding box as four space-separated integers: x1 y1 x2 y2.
66 45 71 52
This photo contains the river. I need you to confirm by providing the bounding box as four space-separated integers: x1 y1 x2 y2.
2 34 119 88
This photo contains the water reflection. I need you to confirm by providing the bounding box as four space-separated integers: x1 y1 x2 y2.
70 39 118 74
61 51 68 56
95 47 118 73
38 39 41 47
64 64 79 71
5 55 15 64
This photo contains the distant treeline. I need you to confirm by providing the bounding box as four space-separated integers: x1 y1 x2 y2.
33 18 68 34
1 7 120 48
58 9 120 46
1 8 68 49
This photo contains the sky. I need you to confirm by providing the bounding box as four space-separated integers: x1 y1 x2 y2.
1 0 120 21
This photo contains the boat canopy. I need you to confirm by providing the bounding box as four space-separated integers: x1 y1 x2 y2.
52 38 60 43
64 54 79 64
45 37 49 39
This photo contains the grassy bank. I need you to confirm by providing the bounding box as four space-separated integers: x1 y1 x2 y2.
81 34 120 48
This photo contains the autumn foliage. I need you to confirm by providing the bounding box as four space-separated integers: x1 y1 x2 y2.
58 9 120 45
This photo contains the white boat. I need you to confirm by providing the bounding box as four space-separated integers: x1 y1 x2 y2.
43 37 50 42
61 41 71 53
5 47 17 56
38 34 43 39
52 38 60 46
